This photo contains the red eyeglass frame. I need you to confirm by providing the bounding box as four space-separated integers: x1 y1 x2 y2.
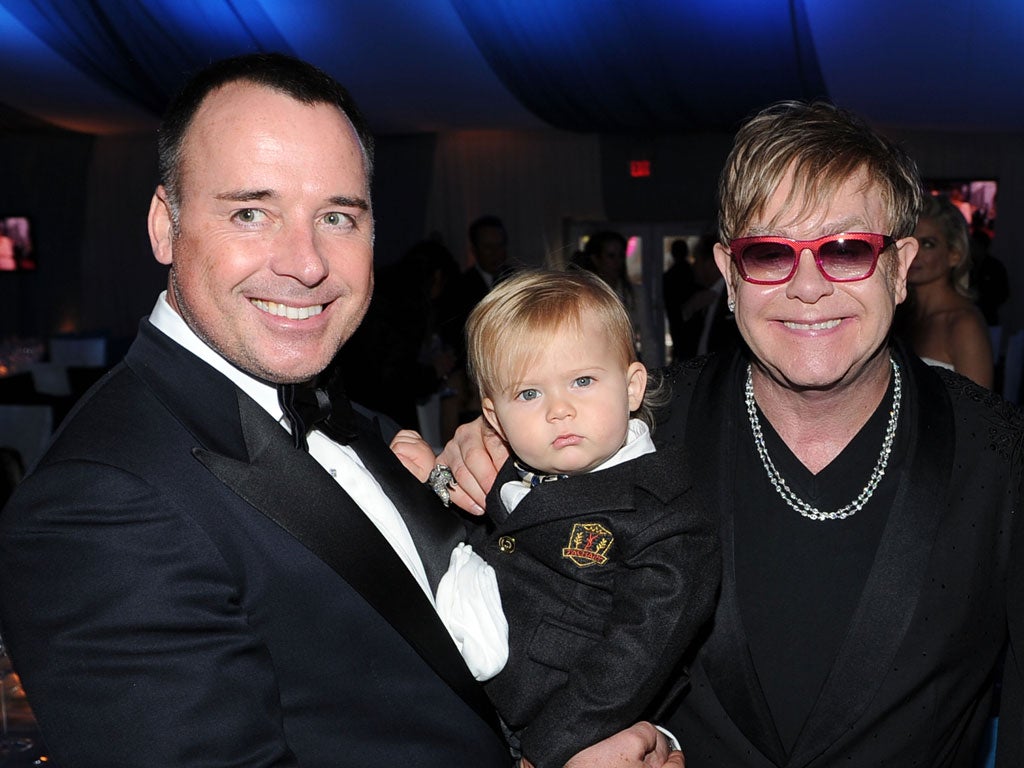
728 232 897 285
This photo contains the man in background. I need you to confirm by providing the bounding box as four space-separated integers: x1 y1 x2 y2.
440 214 517 424
671 233 740 359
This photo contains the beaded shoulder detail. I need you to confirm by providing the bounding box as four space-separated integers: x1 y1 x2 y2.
934 367 1024 462
664 354 710 384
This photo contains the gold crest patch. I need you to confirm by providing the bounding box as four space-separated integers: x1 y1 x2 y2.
562 522 614 567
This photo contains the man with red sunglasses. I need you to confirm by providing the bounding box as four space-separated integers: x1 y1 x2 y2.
437 100 1024 766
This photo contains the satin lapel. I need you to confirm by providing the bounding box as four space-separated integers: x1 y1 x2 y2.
125 320 247 458
192 391 500 738
787 355 955 767
691 354 788 765
344 416 467 593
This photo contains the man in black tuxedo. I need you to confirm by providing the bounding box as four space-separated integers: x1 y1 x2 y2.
0 54 678 768
438 214 517 425
440 215 514 353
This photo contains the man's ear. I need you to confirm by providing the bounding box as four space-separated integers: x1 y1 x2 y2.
481 397 507 441
892 236 919 305
149 186 175 266
625 362 647 412
713 242 738 311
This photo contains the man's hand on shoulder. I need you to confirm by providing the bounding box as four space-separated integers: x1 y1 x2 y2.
436 417 508 515
520 722 684 768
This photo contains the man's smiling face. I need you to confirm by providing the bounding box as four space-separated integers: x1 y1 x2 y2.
149 81 374 384
717 165 915 393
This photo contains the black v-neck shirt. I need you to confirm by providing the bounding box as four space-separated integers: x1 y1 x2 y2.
733 369 906 754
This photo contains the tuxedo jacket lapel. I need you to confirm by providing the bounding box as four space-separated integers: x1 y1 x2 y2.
193 393 499 736
126 321 247 460
690 354 788 765
346 420 466 592
128 323 499 737
787 353 955 766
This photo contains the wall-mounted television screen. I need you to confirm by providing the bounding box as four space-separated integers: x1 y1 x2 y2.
0 217 35 272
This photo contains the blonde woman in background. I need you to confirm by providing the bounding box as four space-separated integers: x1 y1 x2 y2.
898 194 993 387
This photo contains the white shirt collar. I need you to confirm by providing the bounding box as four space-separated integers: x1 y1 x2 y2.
148 291 283 421
590 418 656 472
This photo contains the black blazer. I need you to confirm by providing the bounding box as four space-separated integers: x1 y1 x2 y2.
476 447 720 768
660 348 1024 767
0 320 509 767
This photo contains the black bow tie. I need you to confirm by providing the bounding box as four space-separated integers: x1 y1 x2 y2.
278 377 358 451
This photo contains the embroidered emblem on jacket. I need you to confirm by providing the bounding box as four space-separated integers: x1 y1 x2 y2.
562 522 614 567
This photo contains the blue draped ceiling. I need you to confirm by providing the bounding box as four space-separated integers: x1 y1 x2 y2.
2 0 293 114
0 0 1022 135
451 0 826 132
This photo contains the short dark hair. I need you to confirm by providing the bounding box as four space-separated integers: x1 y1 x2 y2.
468 215 506 248
670 238 689 261
157 52 374 226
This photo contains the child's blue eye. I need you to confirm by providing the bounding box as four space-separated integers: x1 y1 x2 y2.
573 376 593 387
517 388 540 401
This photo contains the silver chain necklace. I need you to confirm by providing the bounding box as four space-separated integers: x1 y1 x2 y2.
744 357 901 521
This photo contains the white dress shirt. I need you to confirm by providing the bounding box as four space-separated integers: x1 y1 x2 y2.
148 293 508 681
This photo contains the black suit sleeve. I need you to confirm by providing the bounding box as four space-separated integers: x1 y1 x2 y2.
0 459 298 767
996 452 1024 767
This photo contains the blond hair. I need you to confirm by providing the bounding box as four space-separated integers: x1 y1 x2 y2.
919 194 974 298
466 268 665 427
719 101 923 246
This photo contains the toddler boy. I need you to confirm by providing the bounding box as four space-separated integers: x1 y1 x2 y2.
397 269 720 768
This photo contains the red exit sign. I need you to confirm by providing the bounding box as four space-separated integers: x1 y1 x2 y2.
630 160 651 178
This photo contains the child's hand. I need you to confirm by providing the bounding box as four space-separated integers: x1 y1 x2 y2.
389 429 437 483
